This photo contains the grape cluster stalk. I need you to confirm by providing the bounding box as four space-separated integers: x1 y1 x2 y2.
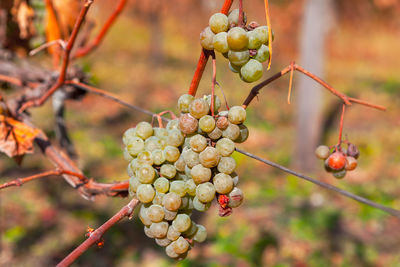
122 94 247 259
200 8 274 83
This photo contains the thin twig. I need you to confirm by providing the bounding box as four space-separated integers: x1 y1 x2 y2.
235 148 400 219
242 63 386 111
18 0 94 113
188 0 233 97
263 0 272 70
73 0 127 59
211 52 217 117
338 104 346 144
0 169 88 190
29 39 66 56
56 198 139 267
238 0 244 27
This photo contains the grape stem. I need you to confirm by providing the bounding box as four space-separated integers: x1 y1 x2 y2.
238 0 244 27
56 198 139 267
188 0 234 97
242 62 386 111
338 103 346 145
211 51 217 117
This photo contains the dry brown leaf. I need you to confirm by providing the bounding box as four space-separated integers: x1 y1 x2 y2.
0 114 40 158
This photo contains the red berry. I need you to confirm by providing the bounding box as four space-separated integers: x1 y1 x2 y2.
327 152 346 171
345 156 357 171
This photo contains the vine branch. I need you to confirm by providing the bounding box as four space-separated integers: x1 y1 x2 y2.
56 198 139 267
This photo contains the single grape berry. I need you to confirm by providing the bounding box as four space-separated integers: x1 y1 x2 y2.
228 49 250 66
200 26 215 50
235 124 249 143
209 13 229 34
327 151 347 171
345 156 358 171
228 106 246 124
199 115 216 133
213 32 229 53
227 27 249 51
347 143 360 159
315 145 330 160
247 30 263 49
332 169 347 179
227 9 247 27
178 94 194 113
240 59 263 83
254 44 270 63
136 121 153 140
179 113 198 135
189 98 210 119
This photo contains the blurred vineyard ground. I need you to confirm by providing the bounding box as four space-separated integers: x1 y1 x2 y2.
1 0 400 266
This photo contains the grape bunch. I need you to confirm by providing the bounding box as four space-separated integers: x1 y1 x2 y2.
315 143 359 179
122 93 246 259
200 9 274 83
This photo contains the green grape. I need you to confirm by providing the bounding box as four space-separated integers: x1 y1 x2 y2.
215 137 235 156
163 192 182 211
217 156 236 174
154 127 169 140
213 32 229 53
191 164 212 184
247 30 263 49
185 179 197 196
333 169 347 179
166 119 180 131
127 159 137 177
234 124 249 143
200 26 215 50
152 192 165 205
228 49 250 66
227 27 248 51
126 136 144 156
199 147 220 168
189 134 207 152
160 164 176 179
167 129 184 147
222 123 240 141
152 149 166 165
137 184 156 203
154 177 169 193
179 113 198 135
136 121 153 140
228 106 246 124
174 155 186 172
144 225 154 238
208 127 222 140
179 195 190 210
213 173 234 194
228 187 244 208
164 146 180 162
122 127 136 145
182 148 200 168
172 214 191 232
240 59 263 82
209 13 229 33
228 9 247 27
170 180 186 197
129 176 140 196
254 44 270 63
145 136 163 152
216 115 229 129
184 165 192 178
178 94 195 113
139 204 152 226
123 148 134 162
315 145 330 160
172 236 190 254
199 115 216 133
137 151 154 165
193 224 207 243
167 225 181 241
156 237 171 247
148 204 165 222
166 243 179 258
196 182 216 203
206 94 221 114
193 196 211 212
189 98 210 119
229 62 241 73
253 26 271 44
150 221 169 239
136 164 156 184
164 208 178 221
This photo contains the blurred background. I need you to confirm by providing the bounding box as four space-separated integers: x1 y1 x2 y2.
1 0 400 266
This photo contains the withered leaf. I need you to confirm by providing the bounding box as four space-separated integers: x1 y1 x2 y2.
0 115 40 158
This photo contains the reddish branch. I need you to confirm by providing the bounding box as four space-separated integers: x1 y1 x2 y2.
0 169 87 190
241 63 386 111
73 0 127 59
0 73 38 88
338 104 346 144
18 0 94 113
188 0 233 96
56 198 139 267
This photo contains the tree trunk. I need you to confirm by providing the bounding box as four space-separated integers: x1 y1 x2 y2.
294 0 335 171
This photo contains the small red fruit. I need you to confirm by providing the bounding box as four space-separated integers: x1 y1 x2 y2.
327 151 346 171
